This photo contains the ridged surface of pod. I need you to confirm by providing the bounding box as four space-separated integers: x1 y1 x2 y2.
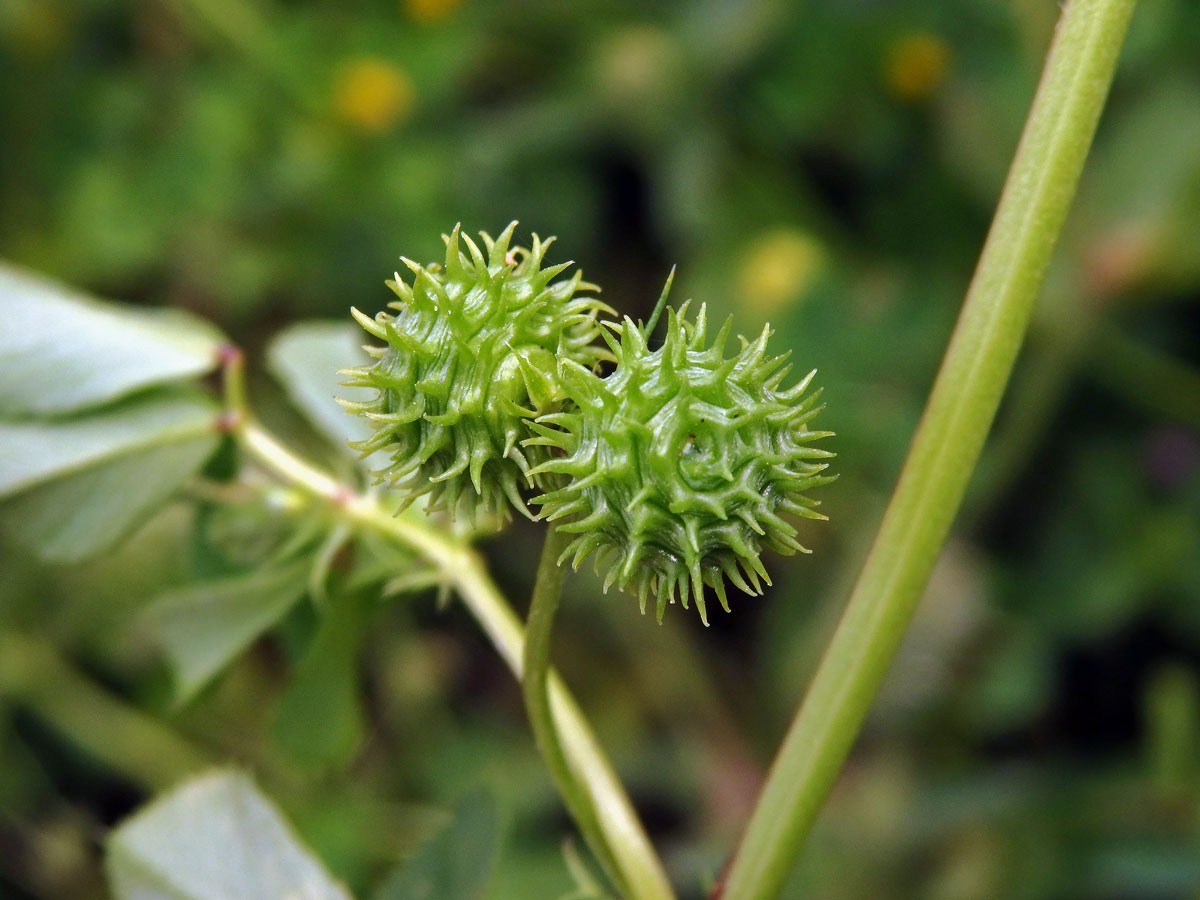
342 223 611 520
528 303 834 623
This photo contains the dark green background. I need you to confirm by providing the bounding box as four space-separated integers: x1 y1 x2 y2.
2 0 1199 897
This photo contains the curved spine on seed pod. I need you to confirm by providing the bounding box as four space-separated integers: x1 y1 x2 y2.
527 293 834 624
341 222 613 521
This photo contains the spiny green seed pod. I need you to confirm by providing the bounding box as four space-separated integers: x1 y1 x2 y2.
527 301 834 624
342 223 612 521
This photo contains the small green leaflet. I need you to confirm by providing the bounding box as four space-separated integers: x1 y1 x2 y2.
373 790 501 900
144 558 313 703
273 590 368 767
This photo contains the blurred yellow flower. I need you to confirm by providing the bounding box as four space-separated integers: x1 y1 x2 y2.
402 0 464 25
883 32 951 103
737 229 827 316
332 58 415 134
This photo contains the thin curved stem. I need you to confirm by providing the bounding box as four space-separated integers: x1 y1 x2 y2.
720 2 1137 898
524 528 629 895
221 361 674 900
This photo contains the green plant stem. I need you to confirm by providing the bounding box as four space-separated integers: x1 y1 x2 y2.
0 630 212 791
230 413 673 900
523 529 654 899
523 529 622 890
720 2 1137 899
964 284 1096 526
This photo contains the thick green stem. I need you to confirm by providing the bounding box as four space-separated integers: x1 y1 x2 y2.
233 419 674 900
720 2 1137 898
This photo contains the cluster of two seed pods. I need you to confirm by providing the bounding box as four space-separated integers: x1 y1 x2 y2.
343 223 833 623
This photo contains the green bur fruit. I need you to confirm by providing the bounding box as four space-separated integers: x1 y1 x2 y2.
342 223 612 521
528 303 834 624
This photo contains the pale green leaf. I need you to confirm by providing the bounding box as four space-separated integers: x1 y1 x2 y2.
0 263 226 416
266 322 376 454
107 769 354 900
0 436 218 563
374 791 500 900
0 391 218 499
145 558 312 703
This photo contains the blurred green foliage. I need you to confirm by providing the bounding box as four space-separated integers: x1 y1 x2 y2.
1 0 1199 898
